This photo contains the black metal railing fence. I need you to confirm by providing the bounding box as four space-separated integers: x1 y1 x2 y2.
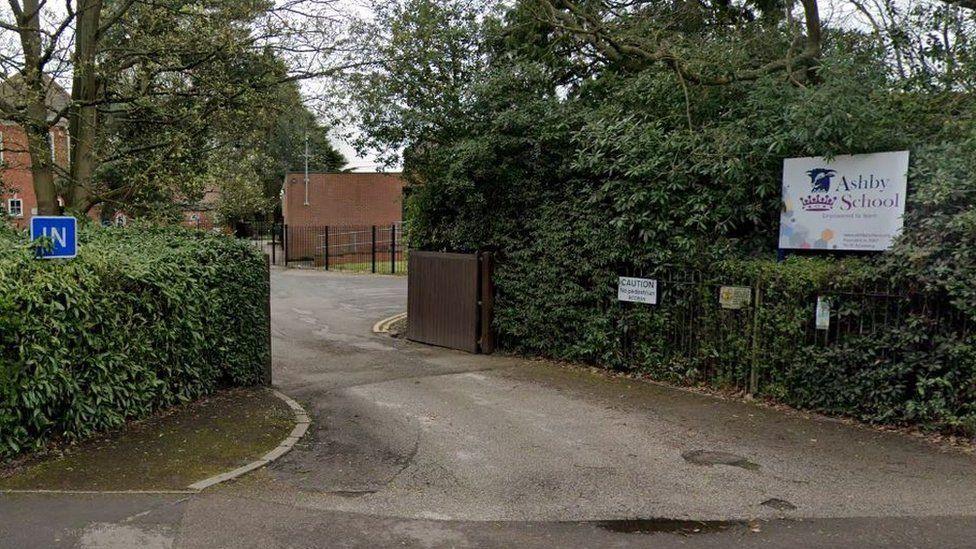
617 267 972 395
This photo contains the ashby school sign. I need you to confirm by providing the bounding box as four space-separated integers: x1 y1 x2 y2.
778 151 909 252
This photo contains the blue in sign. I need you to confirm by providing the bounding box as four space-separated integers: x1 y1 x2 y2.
30 216 78 259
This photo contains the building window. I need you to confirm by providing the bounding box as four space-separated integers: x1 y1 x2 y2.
7 198 23 217
0 131 4 163
49 130 56 161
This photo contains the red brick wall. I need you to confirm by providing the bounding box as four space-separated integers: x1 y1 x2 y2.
1 123 71 228
282 172 405 227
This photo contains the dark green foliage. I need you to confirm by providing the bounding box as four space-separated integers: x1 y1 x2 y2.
523 255 976 435
399 54 976 433
0 226 269 459
357 0 976 434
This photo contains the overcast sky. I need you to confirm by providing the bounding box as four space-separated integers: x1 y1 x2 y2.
330 132 391 172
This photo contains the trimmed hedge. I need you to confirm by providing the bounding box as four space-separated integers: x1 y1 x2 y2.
0 225 269 459
493 253 976 435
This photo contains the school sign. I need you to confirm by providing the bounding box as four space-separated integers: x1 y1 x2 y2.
778 151 909 252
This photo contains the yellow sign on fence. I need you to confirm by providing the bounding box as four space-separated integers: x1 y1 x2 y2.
719 286 752 309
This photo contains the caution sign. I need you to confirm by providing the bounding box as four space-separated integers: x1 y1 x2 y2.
618 277 657 305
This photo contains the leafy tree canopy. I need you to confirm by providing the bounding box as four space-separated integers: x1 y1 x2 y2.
347 0 976 310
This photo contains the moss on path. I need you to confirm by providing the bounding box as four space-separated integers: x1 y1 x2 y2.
0 388 294 491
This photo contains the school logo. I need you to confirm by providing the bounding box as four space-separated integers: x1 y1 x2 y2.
799 168 838 211
800 194 836 211
806 168 836 193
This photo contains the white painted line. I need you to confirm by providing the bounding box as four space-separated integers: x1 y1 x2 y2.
186 390 311 492
372 312 407 334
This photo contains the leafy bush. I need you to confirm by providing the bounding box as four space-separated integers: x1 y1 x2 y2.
502 249 976 434
0 225 269 459
355 0 976 434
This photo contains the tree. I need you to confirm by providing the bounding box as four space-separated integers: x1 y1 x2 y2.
348 0 976 260
217 80 346 223
0 0 352 215
346 0 497 167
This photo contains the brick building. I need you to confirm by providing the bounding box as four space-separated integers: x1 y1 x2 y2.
280 172 406 265
180 186 222 228
281 171 405 227
1 83 71 228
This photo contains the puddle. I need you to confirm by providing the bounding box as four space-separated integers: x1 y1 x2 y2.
681 449 760 471
593 518 745 535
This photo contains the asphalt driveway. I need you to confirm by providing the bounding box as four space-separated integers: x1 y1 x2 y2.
2 268 976 548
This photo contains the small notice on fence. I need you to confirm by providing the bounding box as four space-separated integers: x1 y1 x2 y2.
816 296 831 330
719 286 751 309
618 277 657 305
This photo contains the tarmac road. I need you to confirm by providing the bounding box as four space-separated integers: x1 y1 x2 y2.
2 268 976 548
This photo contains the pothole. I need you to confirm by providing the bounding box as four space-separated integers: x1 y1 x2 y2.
681 449 760 471
324 490 377 498
761 498 797 511
594 518 745 535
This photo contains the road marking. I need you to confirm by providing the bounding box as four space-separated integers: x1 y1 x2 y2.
373 312 407 334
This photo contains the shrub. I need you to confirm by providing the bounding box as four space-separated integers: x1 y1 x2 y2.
497 252 976 435
0 224 269 459
362 0 976 435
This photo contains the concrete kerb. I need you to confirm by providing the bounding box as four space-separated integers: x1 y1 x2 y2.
187 390 311 492
0 390 311 497
372 312 407 334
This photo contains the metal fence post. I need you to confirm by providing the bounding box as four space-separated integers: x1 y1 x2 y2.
479 252 495 354
271 224 277 265
283 225 289 266
324 226 330 271
390 224 397 274
748 275 763 396
371 225 377 273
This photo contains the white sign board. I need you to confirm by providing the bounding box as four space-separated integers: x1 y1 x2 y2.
618 277 657 304
815 296 831 330
779 151 909 251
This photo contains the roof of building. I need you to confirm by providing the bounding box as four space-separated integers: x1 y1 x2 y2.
284 171 404 177
0 74 71 124
283 171 404 186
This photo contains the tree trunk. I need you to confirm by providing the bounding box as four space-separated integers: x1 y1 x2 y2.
13 0 59 215
25 117 58 216
68 0 104 213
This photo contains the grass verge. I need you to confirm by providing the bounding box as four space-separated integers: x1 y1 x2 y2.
0 388 294 491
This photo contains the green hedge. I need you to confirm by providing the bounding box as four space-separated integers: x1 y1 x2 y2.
0 225 269 459
493 253 976 435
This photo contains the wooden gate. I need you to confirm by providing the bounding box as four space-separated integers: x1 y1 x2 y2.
407 251 494 353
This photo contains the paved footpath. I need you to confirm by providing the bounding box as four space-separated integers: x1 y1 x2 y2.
3 269 976 548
